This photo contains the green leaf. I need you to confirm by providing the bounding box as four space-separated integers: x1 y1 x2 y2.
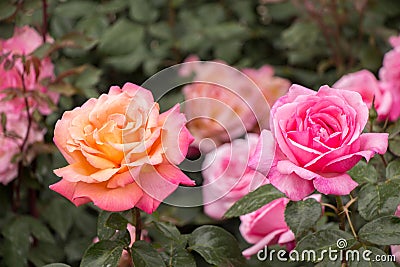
28 242 64 266
75 66 101 98
188 225 245 266
26 217 55 244
358 181 400 221
131 240 166 267
104 45 147 72
97 211 116 240
389 137 400 157
348 161 378 184
285 199 322 238
153 222 182 241
388 119 400 139
295 229 356 261
0 2 16 20
54 1 97 19
348 246 396 267
98 19 144 56
359 216 400 245
2 218 30 267
105 213 128 231
129 0 158 23
386 159 400 180
224 184 285 218
160 246 195 267
80 240 124 267
42 199 74 240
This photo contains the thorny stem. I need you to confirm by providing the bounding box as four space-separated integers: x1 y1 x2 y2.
336 196 346 231
42 0 48 43
321 202 338 213
134 207 142 242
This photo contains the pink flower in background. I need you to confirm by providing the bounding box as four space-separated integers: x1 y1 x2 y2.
202 133 270 219
0 104 43 185
239 194 322 258
391 206 400 264
243 65 290 107
250 85 388 200
181 56 273 153
378 34 400 121
0 26 58 115
333 70 392 121
50 83 195 213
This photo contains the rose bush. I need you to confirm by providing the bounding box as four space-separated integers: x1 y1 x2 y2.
50 83 195 213
250 85 388 200
0 26 58 115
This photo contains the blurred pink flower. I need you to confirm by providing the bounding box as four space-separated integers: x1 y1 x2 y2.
181 56 272 153
333 70 392 121
250 85 388 200
0 26 58 115
0 104 43 185
202 133 269 219
378 34 400 121
240 194 322 258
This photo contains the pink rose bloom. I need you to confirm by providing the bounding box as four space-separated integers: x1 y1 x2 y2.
50 83 195 213
250 85 388 200
0 26 58 115
391 206 400 264
378 35 400 121
0 104 43 185
202 133 270 219
333 70 392 121
181 56 270 152
240 194 322 258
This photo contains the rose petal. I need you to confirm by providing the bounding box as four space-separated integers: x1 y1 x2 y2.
248 130 275 175
242 229 287 258
313 173 358 195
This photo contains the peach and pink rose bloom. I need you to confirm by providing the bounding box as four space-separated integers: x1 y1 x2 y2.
50 83 194 213
250 85 388 200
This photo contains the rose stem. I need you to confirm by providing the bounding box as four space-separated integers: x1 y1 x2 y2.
134 207 142 242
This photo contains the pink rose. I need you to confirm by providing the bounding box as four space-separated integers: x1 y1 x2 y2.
333 70 392 121
240 194 322 258
250 85 388 200
202 133 269 219
50 83 195 213
391 206 400 264
181 56 269 153
0 104 44 185
378 35 400 121
0 26 58 115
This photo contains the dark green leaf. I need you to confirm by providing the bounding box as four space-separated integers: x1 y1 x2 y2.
188 225 245 266
386 159 400 180
359 216 400 245
295 229 356 261
54 1 97 19
153 222 181 241
131 240 166 267
42 264 72 267
98 19 144 56
129 0 158 23
224 184 285 218
285 199 322 238
358 181 400 221
80 240 124 267
389 137 400 157
97 211 116 240
348 161 378 184
160 246 195 267
42 199 74 240
348 246 396 267
0 2 16 20
388 120 400 139
106 213 128 231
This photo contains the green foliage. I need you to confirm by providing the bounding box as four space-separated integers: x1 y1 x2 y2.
224 184 285 218
80 240 124 267
358 216 400 245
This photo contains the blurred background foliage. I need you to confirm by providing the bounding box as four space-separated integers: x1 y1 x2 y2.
0 0 400 266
